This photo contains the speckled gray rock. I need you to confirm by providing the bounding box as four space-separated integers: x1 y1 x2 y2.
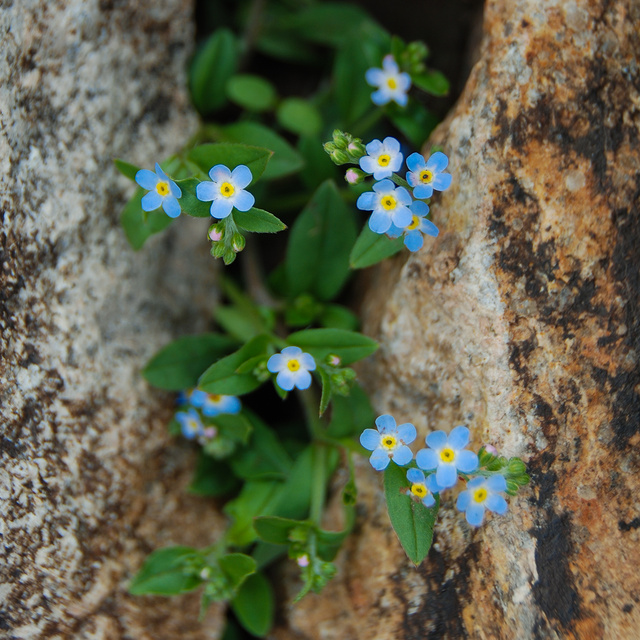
274 1 640 639
1 1 226 638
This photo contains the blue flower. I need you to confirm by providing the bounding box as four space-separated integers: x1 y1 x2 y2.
360 414 416 471
267 346 316 391
387 200 439 252
456 475 508 526
135 163 182 218
415 426 479 488
175 408 204 440
406 468 440 507
196 164 255 219
185 389 241 417
406 152 452 199
365 55 411 107
359 137 403 180
356 179 412 234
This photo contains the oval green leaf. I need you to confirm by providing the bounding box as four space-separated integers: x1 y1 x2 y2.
287 328 378 365
349 225 404 269
226 74 277 112
231 572 275 637
277 98 322 137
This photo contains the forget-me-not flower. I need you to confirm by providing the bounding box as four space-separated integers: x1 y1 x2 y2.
407 468 440 507
415 425 479 488
365 55 411 107
456 475 508 526
406 152 452 199
176 408 204 440
387 200 439 252
356 179 412 234
360 414 416 471
359 137 403 180
267 346 316 391
135 163 182 218
186 389 241 417
196 164 255 219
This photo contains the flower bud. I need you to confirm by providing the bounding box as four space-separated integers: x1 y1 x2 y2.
208 224 223 242
344 168 366 185
232 232 246 253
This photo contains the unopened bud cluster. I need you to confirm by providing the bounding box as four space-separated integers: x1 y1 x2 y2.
323 130 366 165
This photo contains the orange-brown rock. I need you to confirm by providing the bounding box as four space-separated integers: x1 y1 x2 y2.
0 1 226 638
276 1 640 638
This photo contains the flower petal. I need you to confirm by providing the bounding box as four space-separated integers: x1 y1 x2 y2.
419 219 439 237
410 200 429 216
371 90 390 106
372 166 393 180
189 390 208 407
426 474 443 493
466 476 485 490
422 494 436 508
397 422 417 444
394 187 412 206
372 179 395 194
393 92 408 107
210 198 233 219
382 55 398 73
370 448 390 470
162 196 181 218
360 429 381 451
426 430 447 450
448 425 470 449
436 462 458 488
359 156 378 174
298 353 316 370
232 189 255 212
432 173 452 191
456 491 471 512
196 181 216 202
391 444 413 466
169 180 182 198
397 73 412 91
276 370 295 391
369 211 391 234
415 448 439 470
375 414 396 432
141 191 162 211
426 152 449 173
404 231 424 252
282 346 302 357
365 68 385 86
413 184 434 199
356 192 377 211
391 206 412 229
487 474 508 492
231 164 252 189
485 494 508 514
465 503 485 526
135 169 158 190
293 369 312 390
267 353 285 373
407 468 425 484
209 164 231 182
406 153 426 173
456 450 479 473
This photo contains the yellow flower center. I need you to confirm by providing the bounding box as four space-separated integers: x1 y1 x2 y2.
209 394 221 402
220 182 235 197
187 419 199 432
440 447 455 463
411 483 427 498
381 435 397 450
378 154 391 167
156 181 170 196
381 196 396 211
287 359 301 372
407 215 421 231
419 169 433 184
473 488 488 503
387 78 397 90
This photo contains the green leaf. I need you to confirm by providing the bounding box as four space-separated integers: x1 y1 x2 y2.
412 70 450 96
387 101 439 149
298 136 338 191
187 143 273 183
114 158 141 181
189 453 240 497
142 333 237 391
318 367 332 417
213 413 253 445
327 383 375 438
316 526 350 562
231 573 275 638
129 546 202 596
121 190 174 250
226 74 277 112
189 28 238 114
219 553 256 590
233 207 286 233
198 335 271 396
285 180 357 301
215 306 265 343
384 464 439 565
174 177 212 218
254 516 308 545
350 225 404 269
277 98 322 137
270 446 316 520
319 304 359 331
287 328 378 365
221 122 303 180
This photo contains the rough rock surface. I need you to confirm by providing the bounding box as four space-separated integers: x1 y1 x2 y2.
1 1 226 638
275 1 640 638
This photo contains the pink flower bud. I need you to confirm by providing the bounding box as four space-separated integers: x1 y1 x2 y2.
484 444 498 455
297 554 310 568
209 228 222 242
345 169 359 184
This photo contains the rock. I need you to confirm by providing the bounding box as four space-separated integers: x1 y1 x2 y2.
0 1 226 638
276 1 640 638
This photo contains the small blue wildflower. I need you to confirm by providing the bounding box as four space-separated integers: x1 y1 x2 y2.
365 55 411 107
360 414 416 471
415 426 479 488
406 468 441 507
135 163 182 218
175 408 204 440
359 137 403 180
267 346 316 391
356 179 412 235
185 389 241 417
456 475 508 526
196 164 255 219
387 200 439 252
406 152 452 199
